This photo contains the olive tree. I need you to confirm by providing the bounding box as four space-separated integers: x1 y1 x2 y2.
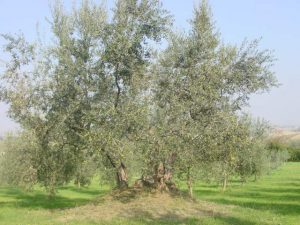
0 0 171 194
150 0 277 196
0 0 280 197
0 132 38 190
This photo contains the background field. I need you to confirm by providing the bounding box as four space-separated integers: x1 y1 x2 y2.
0 162 299 225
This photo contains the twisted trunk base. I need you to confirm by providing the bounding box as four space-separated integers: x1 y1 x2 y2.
134 162 177 192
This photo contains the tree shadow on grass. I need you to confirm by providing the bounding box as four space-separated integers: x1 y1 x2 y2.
198 195 300 216
246 187 300 195
0 187 107 210
120 209 264 225
58 186 104 196
194 179 300 216
228 191 300 203
185 188 219 199
216 216 266 225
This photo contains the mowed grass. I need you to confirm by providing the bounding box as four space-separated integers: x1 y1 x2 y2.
0 163 299 225
191 162 300 225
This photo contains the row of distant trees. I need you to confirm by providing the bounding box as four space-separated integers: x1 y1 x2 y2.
0 0 288 197
268 137 300 162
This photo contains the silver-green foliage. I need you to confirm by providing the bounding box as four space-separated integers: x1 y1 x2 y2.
0 0 171 193
0 132 37 190
151 0 278 192
0 0 284 195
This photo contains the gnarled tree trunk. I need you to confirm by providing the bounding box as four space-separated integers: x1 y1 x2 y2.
154 162 175 191
104 150 128 189
116 162 128 189
135 161 176 192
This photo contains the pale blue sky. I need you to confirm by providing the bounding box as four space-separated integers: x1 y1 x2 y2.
0 0 300 134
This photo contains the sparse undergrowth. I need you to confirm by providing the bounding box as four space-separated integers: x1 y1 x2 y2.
60 190 228 224
0 162 299 225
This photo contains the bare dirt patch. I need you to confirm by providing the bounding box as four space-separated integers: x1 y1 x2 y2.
58 189 231 223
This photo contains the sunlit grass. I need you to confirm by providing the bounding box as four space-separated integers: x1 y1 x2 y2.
191 162 300 225
0 163 299 225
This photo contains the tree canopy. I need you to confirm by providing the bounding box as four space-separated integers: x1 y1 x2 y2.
0 0 285 197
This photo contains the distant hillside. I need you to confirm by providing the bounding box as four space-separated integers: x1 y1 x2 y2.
272 129 300 143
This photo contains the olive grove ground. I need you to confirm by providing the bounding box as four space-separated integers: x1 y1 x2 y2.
0 162 299 225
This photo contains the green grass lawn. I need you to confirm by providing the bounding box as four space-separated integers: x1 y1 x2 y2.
191 162 300 225
0 163 299 225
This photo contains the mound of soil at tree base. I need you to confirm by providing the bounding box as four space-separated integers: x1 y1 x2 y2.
59 188 232 223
